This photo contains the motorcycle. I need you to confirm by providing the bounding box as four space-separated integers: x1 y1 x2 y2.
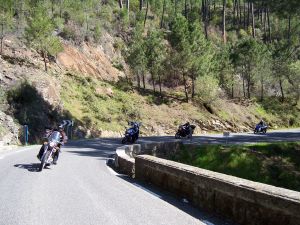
175 124 196 139
39 131 61 172
254 124 268 134
121 122 141 144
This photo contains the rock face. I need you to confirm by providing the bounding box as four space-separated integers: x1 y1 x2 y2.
57 41 125 82
0 111 19 145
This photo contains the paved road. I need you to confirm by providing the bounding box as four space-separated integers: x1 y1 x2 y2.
0 129 299 225
140 128 300 145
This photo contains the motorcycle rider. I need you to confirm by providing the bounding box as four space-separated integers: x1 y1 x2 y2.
182 122 191 133
131 122 140 140
53 125 67 165
258 119 266 127
37 125 67 164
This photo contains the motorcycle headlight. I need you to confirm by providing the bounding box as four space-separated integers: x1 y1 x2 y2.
49 142 55 148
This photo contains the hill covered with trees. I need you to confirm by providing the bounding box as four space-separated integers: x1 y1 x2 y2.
0 0 300 143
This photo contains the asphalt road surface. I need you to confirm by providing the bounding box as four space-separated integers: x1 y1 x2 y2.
0 129 299 225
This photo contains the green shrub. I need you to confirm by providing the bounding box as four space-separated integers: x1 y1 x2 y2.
93 23 102 43
195 75 219 104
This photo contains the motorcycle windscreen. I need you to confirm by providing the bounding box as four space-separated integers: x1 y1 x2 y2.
48 131 61 143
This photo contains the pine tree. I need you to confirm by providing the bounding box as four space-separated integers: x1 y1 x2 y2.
25 5 63 72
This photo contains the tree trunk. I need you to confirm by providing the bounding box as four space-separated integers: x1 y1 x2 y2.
43 50 48 72
233 0 237 25
127 0 130 14
183 72 189 102
243 78 246 98
137 72 141 90
160 0 166 28
213 0 216 12
288 15 291 44
158 75 162 96
260 79 264 101
279 78 284 102
144 0 149 27
142 73 146 89
0 23 3 55
139 0 143 11
207 0 211 21
231 73 234 98
267 7 271 42
202 0 208 39
222 0 227 43
238 0 242 26
0 37 3 55
191 74 195 99
175 0 177 14
118 0 123 9
263 8 267 42
51 0 55 18
185 0 188 18
247 1 250 27
152 77 156 93
247 72 251 99
251 2 255 38
243 0 246 29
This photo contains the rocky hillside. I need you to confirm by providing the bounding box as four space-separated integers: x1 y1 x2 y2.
0 31 299 145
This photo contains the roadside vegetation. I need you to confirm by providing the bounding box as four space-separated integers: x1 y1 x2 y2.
0 0 300 141
172 142 300 192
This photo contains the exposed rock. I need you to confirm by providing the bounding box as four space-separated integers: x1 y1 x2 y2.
95 87 114 97
0 111 19 145
99 130 122 138
57 41 124 81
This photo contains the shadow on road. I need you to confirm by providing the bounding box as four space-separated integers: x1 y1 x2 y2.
14 163 41 172
65 138 122 159
117 175 236 225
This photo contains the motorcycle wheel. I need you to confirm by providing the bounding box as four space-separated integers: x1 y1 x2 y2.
130 136 135 144
254 130 257 134
188 134 193 139
121 137 127 144
262 129 267 134
175 133 181 139
39 151 50 172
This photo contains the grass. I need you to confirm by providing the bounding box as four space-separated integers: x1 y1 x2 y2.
255 97 300 128
59 72 300 137
171 142 300 192
0 125 6 137
61 73 142 132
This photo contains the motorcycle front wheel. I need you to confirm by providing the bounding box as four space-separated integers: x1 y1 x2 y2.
39 151 50 172
175 132 181 139
121 137 127 144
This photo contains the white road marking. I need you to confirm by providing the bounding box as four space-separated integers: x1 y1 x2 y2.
106 164 120 176
105 164 162 199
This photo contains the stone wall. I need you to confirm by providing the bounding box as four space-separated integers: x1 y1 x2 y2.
114 141 183 177
135 155 300 225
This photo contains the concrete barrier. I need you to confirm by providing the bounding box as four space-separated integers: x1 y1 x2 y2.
114 141 183 177
114 141 300 225
115 145 135 177
135 155 300 225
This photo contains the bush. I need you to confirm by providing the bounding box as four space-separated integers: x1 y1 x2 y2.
61 26 77 41
195 75 219 104
93 23 102 43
